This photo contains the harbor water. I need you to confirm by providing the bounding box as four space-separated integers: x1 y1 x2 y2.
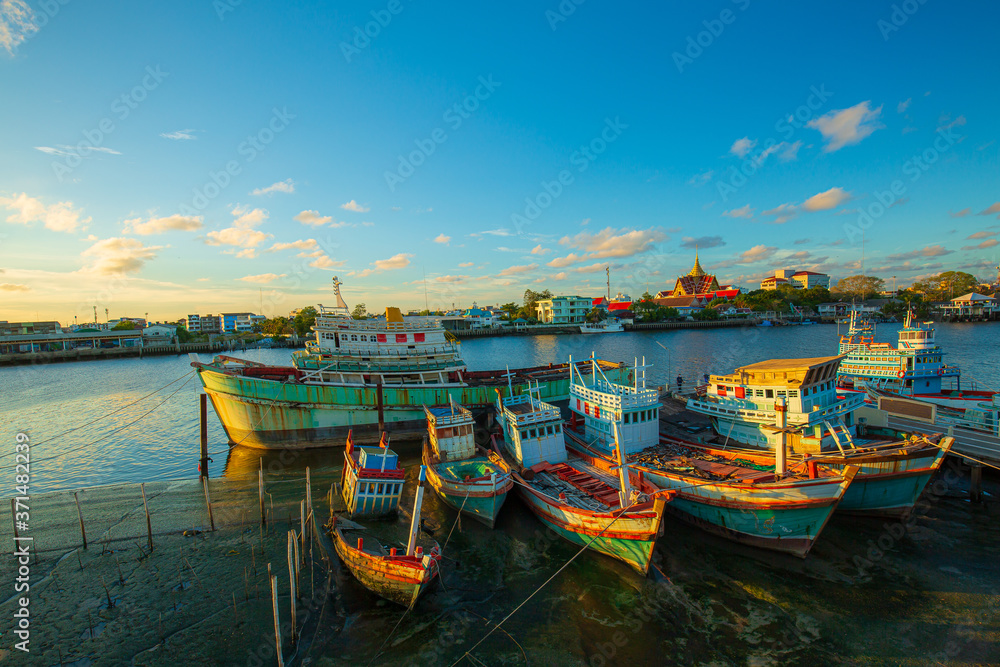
1 324 999 664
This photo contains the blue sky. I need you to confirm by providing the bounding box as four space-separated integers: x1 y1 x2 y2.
1 0 998 323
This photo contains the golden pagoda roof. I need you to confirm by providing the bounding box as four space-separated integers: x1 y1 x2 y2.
689 251 706 277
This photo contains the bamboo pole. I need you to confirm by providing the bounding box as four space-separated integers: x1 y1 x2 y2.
259 458 266 529
141 483 153 552
292 529 300 599
74 492 87 550
203 477 215 531
270 575 284 667
299 500 306 561
10 498 18 545
287 532 297 642
305 467 312 540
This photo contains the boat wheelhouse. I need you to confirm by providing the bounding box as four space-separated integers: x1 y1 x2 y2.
687 356 864 453
422 402 513 528
340 432 406 517
568 355 659 456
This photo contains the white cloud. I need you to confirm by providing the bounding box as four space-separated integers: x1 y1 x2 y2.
251 179 295 196
730 137 757 158
574 262 607 274
936 115 966 132
434 233 451 244
547 253 584 268
801 187 851 212
887 245 953 261
762 203 798 224
458 261 474 268
341 200 370 213
687 170 714 186
558 227 666 260
374 253 413 270
81 237 162 275
498 263 538 276
977 203 1000 217
268 239 317 252
124 214 203 235
0 0 37 54
435 275 469 284
807 101 883 152
531 245 551 255
897 98 911 113
950 208 971 218
0 192 91 233
310 255 346 269
294 210 335 227
722 205 753 219
737 245 777 264
206 205 272 249
34 145 121 157
160 129 197 140
238 273 287 283
0 283 29 292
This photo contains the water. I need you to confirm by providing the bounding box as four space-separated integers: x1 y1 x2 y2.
1 323 998 493
1 323 998 664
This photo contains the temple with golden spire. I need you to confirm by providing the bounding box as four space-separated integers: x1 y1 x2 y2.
656 250 735 298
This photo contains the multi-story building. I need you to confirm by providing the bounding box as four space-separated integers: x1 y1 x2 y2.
0 321 62 335
187 314 222 334
221 312 264 333
535 296 592 324
761 269 830 290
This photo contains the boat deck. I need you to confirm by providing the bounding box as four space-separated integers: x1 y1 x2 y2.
530 458 624 512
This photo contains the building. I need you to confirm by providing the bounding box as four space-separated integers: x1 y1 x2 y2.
652 295 709 315
220 312 265 333
142 324 176 339
187 314 222 334
761 269 830 290
535 296 592 324
937 292 999 319
461 303 498 328
658 253 739 300
0 321 62 336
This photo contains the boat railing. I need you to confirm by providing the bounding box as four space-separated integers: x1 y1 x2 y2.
314 316 445 333
570 384 658 409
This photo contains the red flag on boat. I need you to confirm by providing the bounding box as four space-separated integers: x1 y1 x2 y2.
346 429 354 455
379 432 389 449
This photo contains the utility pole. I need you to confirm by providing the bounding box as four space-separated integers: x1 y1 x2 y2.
606 266 610 301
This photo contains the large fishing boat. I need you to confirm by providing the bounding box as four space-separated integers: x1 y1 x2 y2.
422 402 513 528
686 356 953 517
492 377 672 576
192 277 630 449
562 356 857 557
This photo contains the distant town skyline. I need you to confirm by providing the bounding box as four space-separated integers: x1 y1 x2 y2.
2 1 999 322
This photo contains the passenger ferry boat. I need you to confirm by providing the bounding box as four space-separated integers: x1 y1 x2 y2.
562 357 857 557
422 402 513 528
492 376 672 576
192 277 631 449
686 356 953 517
579 320 624 334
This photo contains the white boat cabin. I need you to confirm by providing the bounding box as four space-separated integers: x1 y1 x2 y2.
424 403 476 462
496 392 567 468
342 434 406 516
569 356 659 455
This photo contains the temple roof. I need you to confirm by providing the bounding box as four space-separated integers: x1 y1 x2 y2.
689 252 706 277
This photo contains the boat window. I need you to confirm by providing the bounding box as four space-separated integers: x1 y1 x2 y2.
765 389 774 398
755 389 764 397
555 424 561 433
520 429 528 440
529 428 537 438
377 483 384 494
546 425 553 435
351 334 358 341
788 390 798 397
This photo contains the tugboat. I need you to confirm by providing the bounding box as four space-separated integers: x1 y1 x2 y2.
422 401 513 528
685 356 953 517
332 464 441 609
192 277 632 449
493 369 673 576
563 357 858 557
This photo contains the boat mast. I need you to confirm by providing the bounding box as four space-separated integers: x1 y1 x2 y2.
612 423 632 507
406 466 427 556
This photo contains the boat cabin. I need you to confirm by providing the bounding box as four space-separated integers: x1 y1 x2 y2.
706 356 844 416
341 433 406 516
424 403 476 462
496 392 567 468
569 357 659 455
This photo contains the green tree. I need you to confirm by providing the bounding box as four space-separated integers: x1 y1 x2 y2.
910 271 978 300
261 316 291 336
351 303 367 320
585 307 605 323
522 289 552 315
834 275 885 300
692 308 719 321
112 321 136 330
292 306 318 337
500 302 519 320
175 326 193 343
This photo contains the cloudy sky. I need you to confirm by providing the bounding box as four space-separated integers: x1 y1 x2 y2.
1 0 998 323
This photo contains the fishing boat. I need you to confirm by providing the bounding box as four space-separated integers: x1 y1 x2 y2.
685 356 954 517
562 356 857 557
492 374 673 576
191 277 632 449
579 320 624 334
422 402 513 528
332 465 441 609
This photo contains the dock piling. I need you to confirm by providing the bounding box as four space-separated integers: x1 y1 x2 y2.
970 462 983 503
74 492 87 550
270 574 284 667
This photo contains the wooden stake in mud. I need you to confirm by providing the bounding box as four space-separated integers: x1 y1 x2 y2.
292 530 301 598
305 467 312 534
203 477 215 531
971 461 984 503
199 393 209 478
287 531 297 642
141 483 153 552
74 492 87 549
259 464 266 528
270 575 284 667
299 500 306 558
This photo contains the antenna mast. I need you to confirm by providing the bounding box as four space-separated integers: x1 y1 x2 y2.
606 266 610 301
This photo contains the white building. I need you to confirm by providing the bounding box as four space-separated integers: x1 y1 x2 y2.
761 269 830 290
143 324 176 340
535 296 592 324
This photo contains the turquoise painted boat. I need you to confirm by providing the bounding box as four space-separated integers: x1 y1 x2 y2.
191 278 631 449
422 403 513 528
493 382 672 576
564 357 857 557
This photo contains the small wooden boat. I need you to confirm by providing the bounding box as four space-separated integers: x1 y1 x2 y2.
565 356 857 557
493 375 672 576
340 431 405 518
422 403 513 528
332 465 442 609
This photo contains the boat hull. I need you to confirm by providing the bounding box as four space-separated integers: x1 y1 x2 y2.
332 523 439 609
197 362 630 449
422 443 513 528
